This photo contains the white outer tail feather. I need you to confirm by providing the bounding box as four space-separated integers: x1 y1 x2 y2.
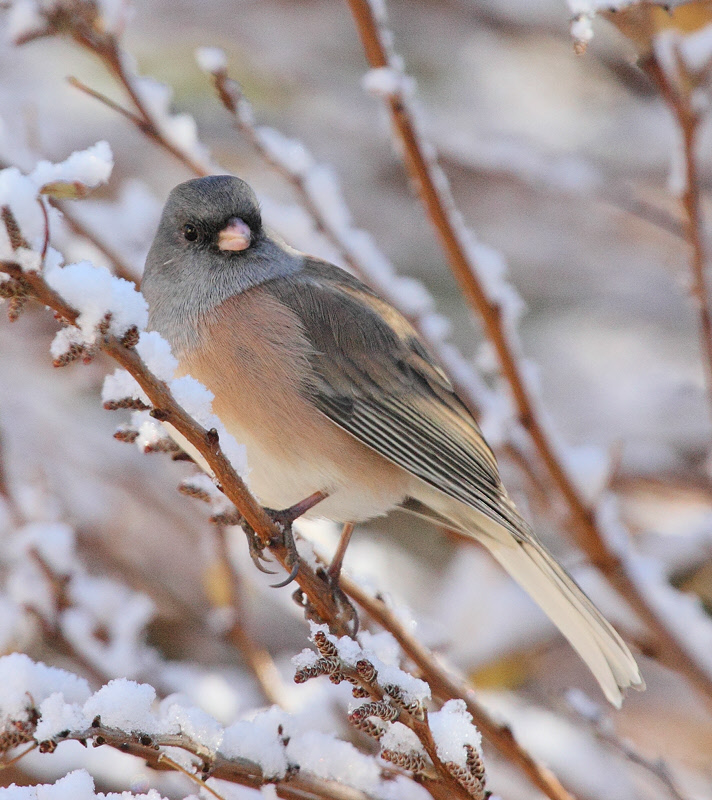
419 488 645 707
487 536 643 707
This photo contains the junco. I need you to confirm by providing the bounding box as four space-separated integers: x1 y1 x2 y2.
142 175 643 706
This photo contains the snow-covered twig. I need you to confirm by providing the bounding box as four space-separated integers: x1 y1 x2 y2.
641 44 712 426
295 625 486 799
566 690 689 800
54 198 137 283
344 0 712 707
0 164 492 800
0 655 409 800
341 575 576 800
13 2 213 178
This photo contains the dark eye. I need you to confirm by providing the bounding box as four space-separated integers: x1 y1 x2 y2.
183 223 198 242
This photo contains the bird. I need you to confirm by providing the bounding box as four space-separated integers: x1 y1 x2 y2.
141 174 644 707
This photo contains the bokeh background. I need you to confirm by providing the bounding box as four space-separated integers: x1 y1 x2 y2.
1 1 712 798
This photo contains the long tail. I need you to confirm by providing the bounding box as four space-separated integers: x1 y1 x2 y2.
406 494 644 707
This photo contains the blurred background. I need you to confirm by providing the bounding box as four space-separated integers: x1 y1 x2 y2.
1 1 712 798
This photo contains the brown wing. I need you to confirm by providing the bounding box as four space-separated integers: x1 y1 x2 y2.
261 259 524 534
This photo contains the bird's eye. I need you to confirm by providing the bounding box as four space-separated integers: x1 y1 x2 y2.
183 223 198 242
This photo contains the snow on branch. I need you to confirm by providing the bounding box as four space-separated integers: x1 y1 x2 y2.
7 0 214 177
0 770 169 800
197 51 519 448
0 154 497 800
0 654 424 800
344 0 712 709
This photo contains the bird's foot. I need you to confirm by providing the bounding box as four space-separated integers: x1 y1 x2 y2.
263 490 330 588
243 523 278 575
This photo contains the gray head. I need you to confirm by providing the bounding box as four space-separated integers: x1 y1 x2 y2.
142 175 302 354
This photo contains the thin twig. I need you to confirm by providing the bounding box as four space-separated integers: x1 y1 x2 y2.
344 0 712 706
67 75 147 130
567 695 689 800
39 721 381 800
25 549 109 689
340 574 576 800
641 53 712 424
158 752 228 800
34 4 211 176
0 742 38 770
212 524 288 707
0 258 478 800
53 198 138 283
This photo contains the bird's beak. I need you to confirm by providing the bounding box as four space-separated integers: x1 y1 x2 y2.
218 217 252 251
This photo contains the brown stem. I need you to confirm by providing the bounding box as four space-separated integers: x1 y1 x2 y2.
47 723 383 800
641 55 712 425
0 259 351 636
212 525 287 707
344 0 712 706
341 575 576 800
52 197 138 284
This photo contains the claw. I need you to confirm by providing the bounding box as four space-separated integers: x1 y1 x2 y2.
270 560 300 588
246 527 277 574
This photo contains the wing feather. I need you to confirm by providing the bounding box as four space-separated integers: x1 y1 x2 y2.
261 260 522 534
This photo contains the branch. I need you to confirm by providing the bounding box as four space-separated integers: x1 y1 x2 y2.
343 0 712 707
567 691 690 800
30 3 212 177
0 258 352 635
341 575 576 800
641 52 712 425
51 197 138 284
0 256 486 800
26 721 381 800
211 523 288 707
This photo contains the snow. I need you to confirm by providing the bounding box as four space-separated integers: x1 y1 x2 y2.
0 654 91 722
102 369 145 406
308 624 430 706
5 0 45 44
362 67 403 97
0 167 46 257
566 689 602 723
378 722 423 756
12 521 76 573
34 693 89 742
291 648 321 672
679 23 712 74
30 142 114 195
0 770 170 800
221 707 289 779
257 127 313 177
132 76 211 169
160 702 223 751
169 375 249 476
563 443 609 503
428 700 482 768
96 0 129 33
46 262 148 348
286 730 381 792
598 492 712 677
570 15 594 50
62 575 157 680
195 46 227 74
82 679 159 735
135 332 178 382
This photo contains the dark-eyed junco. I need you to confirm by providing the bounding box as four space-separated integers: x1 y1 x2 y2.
142 175 643 706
